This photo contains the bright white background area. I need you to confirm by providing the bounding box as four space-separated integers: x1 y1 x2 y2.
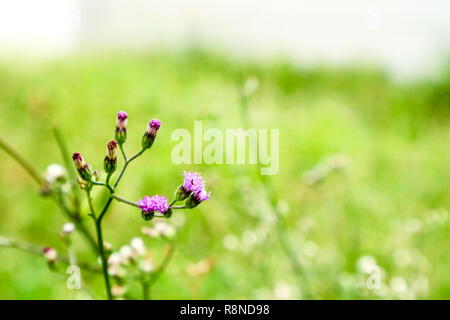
0 0 449 78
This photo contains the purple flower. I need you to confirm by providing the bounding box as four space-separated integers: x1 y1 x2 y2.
183 171 205 192
142 118 161 150
176 171 208 201
138 195 170 215
115 111 128 144
186 189 211 209
148 119 161 131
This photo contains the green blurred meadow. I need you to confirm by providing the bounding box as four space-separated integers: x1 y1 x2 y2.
0 50 449 299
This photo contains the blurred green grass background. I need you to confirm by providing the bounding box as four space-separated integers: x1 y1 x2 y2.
0 50 449 299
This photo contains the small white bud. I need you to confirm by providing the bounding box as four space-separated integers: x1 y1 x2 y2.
62 222 75 235
139 260 154 274
130 237 146 256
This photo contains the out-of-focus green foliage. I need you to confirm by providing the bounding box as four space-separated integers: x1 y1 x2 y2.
0 50 449 299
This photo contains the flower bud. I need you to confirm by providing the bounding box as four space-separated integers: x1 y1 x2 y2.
141 119 161 150
62 222 75 235
104 140 118 175
43 247 58 265
72 152 92 182
45 164 67 185
139 260 154 274
115 111 128 145
111 285 126 298
103 241 113 254
185 189 211 209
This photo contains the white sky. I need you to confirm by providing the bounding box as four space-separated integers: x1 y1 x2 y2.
0 0 449 78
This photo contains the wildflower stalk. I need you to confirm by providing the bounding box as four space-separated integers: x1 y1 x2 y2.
52 128 98 253
111 194 140 208
113 147 145 189
0 136 43 185
85 147 145 300
0 135 97 253
55 187 98 253
144 244 176 300
52 127 80 216
0 235 100 273
86 189 113 300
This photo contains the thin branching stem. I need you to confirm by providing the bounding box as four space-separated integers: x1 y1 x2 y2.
87 189 113 300
52 127 80 215
0 136 43 185
113 147 145 189
88 147 145 300
0 134 98 253
111 194 140 208
0 235 101 273
145 244 176 299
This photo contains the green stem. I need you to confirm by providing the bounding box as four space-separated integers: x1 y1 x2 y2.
87 146 145 300
0 136 43 185
87 190 113 300
145 244 176 299
92 181 114 193
112 194 140 208
113 148 145 189
55 189 97 253
95 218 112 300
52 127 80 214
171 205 186 210
0 235 100 273
1 133 97 254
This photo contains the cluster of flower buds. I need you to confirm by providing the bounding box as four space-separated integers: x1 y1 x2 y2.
141 222 176 239
107 236 154 294
72 111 163 188
137 171 210 221
142 119 161 150
104 140 118 176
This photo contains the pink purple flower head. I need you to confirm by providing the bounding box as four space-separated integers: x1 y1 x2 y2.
138 195 170 214
185 188 211 209
72 152 83 168
116 111 128 129
195 189 211 202
183 171 205 193
142 119 161 149
148 119 161 132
